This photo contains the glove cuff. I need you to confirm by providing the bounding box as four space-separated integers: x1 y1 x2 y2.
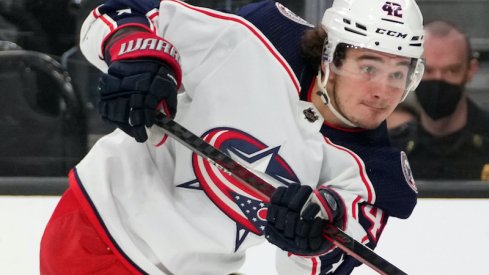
107 31 182 89
313 187 346 229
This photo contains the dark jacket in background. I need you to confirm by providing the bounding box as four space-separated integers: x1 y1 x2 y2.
390 99 489 180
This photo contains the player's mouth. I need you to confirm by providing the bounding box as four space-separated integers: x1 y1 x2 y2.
362 103 388 113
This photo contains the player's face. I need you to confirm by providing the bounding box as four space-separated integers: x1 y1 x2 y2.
329 48 411 129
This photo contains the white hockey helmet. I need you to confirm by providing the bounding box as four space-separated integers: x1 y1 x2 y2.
321 0 425 100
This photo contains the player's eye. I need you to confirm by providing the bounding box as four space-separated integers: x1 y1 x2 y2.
390 71 405 80
360 65 376 75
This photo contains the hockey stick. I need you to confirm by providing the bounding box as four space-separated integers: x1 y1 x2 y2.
154 114 407 275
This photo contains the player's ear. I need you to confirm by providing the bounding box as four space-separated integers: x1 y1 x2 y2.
327 63 337 82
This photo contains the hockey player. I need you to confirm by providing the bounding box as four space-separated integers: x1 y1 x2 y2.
40 0 424 274
243 1 425 273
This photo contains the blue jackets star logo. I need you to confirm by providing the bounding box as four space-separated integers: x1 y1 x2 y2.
177 127 299 251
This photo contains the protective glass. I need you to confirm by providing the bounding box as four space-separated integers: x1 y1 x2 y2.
326 43 424 95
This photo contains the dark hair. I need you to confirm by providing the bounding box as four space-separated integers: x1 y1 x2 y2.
301 26 326 69
301 26 347 69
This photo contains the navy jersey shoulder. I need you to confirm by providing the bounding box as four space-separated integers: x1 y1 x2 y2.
237 1 314 83
321 122 417 219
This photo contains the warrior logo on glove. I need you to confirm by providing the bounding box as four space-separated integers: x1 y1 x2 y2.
99 30 182 142
116 36 181 65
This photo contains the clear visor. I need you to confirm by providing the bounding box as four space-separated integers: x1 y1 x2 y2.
324 43 424 94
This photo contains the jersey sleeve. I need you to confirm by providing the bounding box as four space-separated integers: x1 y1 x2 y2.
79 0 160 72
274 130 417 274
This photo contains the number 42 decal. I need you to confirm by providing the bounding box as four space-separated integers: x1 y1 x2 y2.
382 1 403 18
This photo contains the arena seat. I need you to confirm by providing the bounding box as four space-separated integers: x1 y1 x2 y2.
60 0 115 147
0 49 87 176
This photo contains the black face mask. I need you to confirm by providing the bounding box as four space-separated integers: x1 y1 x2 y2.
415 80 464 120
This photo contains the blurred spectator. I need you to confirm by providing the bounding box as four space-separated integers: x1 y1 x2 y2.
387 103 419 131
0 0 77 56
390 20 489 181
0 2 50 53
387 102 419 147
23 0 77 55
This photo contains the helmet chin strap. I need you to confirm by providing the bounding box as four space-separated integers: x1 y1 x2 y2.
316 68 357 128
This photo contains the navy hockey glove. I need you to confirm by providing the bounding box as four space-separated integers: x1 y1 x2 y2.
99 31 182 142
265 183 344 256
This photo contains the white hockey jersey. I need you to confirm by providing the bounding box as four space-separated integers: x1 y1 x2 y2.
76 1 413 274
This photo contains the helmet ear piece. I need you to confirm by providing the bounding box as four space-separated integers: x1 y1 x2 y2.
321 39 332 64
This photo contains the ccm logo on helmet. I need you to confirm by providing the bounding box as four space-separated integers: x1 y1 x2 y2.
119 38 180 61
375 28 408 39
